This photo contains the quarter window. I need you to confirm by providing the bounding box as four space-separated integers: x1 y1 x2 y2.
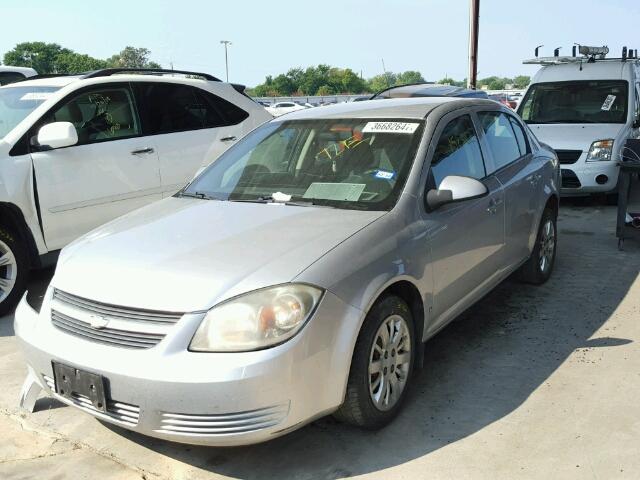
48 87 140 145
429 114 486 187
478 112 522 171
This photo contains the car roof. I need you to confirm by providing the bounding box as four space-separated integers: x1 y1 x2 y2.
374 83 489 99
276 97 497 121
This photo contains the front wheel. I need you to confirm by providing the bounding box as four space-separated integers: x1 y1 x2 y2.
518 208 557 285
0 227 29 317
334 295 415 429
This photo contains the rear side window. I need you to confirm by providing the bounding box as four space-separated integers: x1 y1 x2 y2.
478 112 522 171
47 86 140 145
0 72 26 86
429 114 486 187
137 83 248 135
508 116 529 155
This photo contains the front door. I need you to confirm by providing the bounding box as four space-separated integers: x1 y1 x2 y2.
31 84 162 250
422 113 505 331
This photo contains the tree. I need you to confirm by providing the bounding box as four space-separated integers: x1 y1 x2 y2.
396 70 425 85
106 46 161 69
512 75 531 89
367 72 397 93
3 42 71 73
55 52 108 73
316 84 335 96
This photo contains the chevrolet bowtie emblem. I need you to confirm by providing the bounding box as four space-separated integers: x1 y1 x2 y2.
88 314 109 329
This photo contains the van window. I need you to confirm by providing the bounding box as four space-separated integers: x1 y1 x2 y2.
519 80 628 124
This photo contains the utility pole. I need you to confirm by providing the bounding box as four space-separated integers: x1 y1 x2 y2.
468 0 480 89
220 40 232 82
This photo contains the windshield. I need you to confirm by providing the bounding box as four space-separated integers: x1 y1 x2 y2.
0 86 60 138
185 118 424 211
519 80 628 124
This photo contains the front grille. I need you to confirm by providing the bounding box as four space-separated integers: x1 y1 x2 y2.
52 310 165 349
51 289 184 349
43 375 140 426
156 403 290 436
561 169 582 188
555 149 582 164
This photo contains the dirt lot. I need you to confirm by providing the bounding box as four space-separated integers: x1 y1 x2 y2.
1 202 639 480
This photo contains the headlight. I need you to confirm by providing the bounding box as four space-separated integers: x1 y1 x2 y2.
189 284 323 352
586 139 614 162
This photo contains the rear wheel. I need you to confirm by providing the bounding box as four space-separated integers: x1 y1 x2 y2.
0 227 29 316
334 295 415 429
519 208 557 285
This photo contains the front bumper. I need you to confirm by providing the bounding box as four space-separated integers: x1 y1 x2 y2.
560 160 619 195
14 289 363 446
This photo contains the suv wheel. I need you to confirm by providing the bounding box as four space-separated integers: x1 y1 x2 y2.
334 295 415 429
0 227 28 316
519 208 557 285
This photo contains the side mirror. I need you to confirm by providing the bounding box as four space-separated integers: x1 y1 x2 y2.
35 122 78 150
426 175 488 210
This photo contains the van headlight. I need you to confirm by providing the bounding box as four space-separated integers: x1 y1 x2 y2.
586 139 614 162
189 284 323 352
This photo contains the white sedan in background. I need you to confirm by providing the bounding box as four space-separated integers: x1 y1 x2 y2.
266 101 308 117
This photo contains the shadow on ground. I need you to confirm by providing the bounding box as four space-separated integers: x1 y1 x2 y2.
93 205 640 480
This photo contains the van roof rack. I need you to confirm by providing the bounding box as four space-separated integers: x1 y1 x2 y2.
81 68 221 81
524 44 638 65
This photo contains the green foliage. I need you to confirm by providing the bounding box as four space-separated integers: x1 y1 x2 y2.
253 64 368 96
2 42 161 74
106 46 161 69
512 75 531 89
438 77 466 87
396 70 425 85
478 76 512 90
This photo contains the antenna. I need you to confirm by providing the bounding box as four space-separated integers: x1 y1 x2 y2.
535 45 543 57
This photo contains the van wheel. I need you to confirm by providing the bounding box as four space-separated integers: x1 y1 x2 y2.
334 295 414 429
0 227 29 316
519 208 557 285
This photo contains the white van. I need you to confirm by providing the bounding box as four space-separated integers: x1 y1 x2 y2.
518 46 640 195
0 68 271 314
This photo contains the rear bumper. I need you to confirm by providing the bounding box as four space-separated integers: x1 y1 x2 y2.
15 289 363 446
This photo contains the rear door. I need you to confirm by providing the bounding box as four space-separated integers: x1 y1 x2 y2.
134 82 249 196
423 112 506 331
31 83 162 250
476 110 540 266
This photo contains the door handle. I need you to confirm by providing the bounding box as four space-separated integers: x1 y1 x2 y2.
131 148 154 155
220 136 237 142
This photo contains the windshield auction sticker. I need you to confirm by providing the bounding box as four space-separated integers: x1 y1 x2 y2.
601 95 616 111
362 122 420 134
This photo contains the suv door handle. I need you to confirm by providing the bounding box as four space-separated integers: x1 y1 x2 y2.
131 148 154 155
220 136 237 142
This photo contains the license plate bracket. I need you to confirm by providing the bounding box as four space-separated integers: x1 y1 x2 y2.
52 362 107 413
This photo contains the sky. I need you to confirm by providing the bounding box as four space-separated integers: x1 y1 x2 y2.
2 0 640 86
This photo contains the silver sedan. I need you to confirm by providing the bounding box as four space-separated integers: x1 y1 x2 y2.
16 97 559 446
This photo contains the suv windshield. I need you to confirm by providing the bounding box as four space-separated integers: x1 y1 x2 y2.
519 80 628 124
185 118 424 211
0 85 60 138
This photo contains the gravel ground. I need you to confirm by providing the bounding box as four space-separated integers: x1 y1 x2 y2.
1 202 639 480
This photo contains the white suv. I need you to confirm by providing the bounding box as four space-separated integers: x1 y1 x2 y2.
0 66 37 86
0 68 272 313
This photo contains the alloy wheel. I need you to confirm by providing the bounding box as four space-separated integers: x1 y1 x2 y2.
368 314 412 411
539 218 556 274
0 239 17 303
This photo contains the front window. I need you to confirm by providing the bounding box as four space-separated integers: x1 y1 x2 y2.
184 118 424 211
519 80 628 124
0 86 60 139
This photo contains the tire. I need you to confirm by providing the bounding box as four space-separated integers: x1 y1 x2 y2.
0 226 29 317
334 295 415 429
518 208 557 285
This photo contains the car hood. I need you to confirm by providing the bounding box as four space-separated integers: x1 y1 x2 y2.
54 198 385 312
527 123 623 151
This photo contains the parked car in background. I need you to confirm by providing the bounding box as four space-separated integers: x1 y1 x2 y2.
519 45 640 195
266 101 308 116
372 83 489 99
0 68 272 314
16 97 559 446
489 93 517 109
0 66 37 86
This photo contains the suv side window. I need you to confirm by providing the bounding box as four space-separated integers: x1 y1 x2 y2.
196 89 249 127
48 86 140 145
429 114 486 188
478 112 522 171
